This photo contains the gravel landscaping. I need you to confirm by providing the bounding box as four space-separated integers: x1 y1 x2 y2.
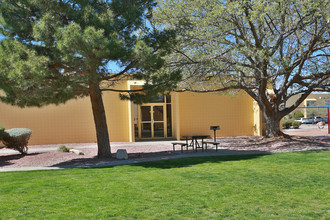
0 124 328 170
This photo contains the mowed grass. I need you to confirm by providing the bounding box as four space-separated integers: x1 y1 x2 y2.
0 151 329 219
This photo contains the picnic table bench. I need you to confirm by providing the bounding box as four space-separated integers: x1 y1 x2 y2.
172 125 221 152
203 141 220 151
172 142 188 152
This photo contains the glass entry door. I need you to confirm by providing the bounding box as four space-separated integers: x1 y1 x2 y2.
139 105 165 139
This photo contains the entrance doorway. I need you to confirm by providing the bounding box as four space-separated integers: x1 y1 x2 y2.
140 105 165 138
134 95 172 140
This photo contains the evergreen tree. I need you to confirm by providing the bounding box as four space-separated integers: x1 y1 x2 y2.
0 0 179 157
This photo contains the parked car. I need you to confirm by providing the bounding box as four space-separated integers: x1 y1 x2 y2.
313 116 323 123
295 117 313 124
323 117 329 124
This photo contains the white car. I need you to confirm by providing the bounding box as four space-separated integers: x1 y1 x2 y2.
295 118 313 124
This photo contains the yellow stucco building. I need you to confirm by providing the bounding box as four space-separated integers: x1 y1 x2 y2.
0 80 262 145
287 93 330 118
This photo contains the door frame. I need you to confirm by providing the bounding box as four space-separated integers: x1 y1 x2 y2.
138 103 168 139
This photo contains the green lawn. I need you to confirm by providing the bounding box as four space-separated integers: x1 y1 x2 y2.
0 151 329 219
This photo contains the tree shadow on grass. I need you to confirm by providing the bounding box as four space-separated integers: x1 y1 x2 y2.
0 153 42 167
128 150 270 169
51 149 270 170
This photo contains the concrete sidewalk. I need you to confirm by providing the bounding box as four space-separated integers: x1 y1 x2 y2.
0 140 178 154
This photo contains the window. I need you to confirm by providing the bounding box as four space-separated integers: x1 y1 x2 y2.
326 100 330 106
150 95 164 103
149 94 171 103
306 101 315 106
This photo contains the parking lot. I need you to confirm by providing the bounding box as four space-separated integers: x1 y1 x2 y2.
284 123 329 137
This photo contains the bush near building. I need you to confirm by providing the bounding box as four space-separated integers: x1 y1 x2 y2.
292 121 302 129
294 111 304 119
0 125 5 140
282 119 293 129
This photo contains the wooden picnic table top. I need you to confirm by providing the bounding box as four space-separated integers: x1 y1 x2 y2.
182 135 210 139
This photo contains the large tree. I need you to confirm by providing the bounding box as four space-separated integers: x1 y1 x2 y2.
0 0 179 157
154 0 329 137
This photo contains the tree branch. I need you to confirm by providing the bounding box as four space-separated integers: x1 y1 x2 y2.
101 61 135 80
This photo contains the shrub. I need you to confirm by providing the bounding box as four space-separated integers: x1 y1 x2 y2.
282 119 293 129
57 145 72 152
292 121 302 129
2 128 32 154
294 111 304 119
0 125 5 140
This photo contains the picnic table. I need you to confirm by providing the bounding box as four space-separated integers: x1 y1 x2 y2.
182 135 210 152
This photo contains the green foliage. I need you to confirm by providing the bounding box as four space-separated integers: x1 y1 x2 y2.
292 121 302 128
0 0 179 157
57 145 72 152
120 69 182 104
282 120 301 129
0 152 329 218
294 111 304 119
307 108 328 117
282 119 293 129
0 125 4 140
0 0 179 107
0 39 79 107
154 0 330 137
287 113 293 119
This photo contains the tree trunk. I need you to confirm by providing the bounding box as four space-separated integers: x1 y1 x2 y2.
264 115 283 137
255 97 285 138
89 82 112 158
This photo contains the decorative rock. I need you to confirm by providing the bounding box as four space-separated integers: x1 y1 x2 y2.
69 149 84 155
116 149 128 160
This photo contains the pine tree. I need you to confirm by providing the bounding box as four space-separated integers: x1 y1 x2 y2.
0 0 180 157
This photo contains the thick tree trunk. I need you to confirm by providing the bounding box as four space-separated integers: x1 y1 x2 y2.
264 116 283 137
254 96 285 138
89 82 112 158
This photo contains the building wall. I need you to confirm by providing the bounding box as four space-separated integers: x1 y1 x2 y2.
0 82 131 145
286 93 330 118
1 81 259 145
103 83 130 142
177 91 255 138
1 97 97 145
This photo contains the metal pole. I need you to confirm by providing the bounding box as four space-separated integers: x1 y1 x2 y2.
328 107 330 135
214 130 216 142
